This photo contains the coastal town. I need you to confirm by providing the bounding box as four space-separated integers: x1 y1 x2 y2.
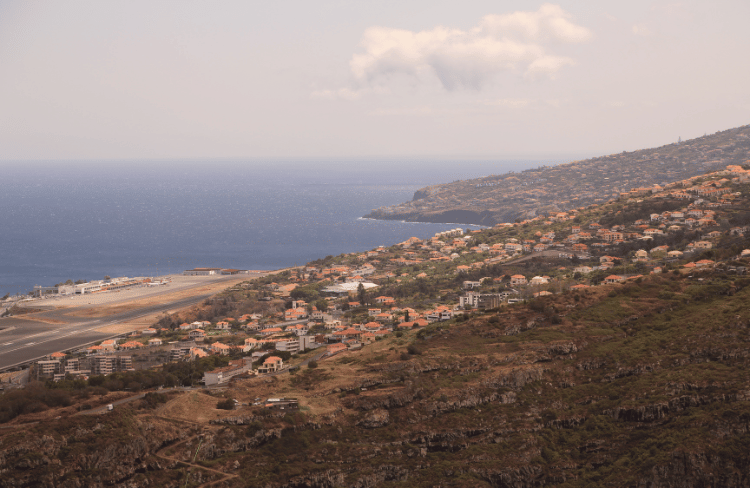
22 162 750 394
3 158 750 487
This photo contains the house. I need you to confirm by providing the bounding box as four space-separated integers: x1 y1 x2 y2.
284 308 308 321
463 281 481 289
215 321 231 330
375 312 392 323
505 243 523 252
148 338 163 346
604 275 625 284
326 343 347 356
332 328 362 341
529 276 549 286
260 327 283 336
634 249 649 261
191 347 209 359
242 321 261 331
275 338 300 354
257 356 284 374
510 275 527 286
650 246 669 254
189 329 206 340
211 342 232 355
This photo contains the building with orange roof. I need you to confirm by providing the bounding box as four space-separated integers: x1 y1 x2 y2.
260 326 284 336
258 356 284 374
510 275 527 286
326 343 347 356
211 342 232 355
604 275 625 284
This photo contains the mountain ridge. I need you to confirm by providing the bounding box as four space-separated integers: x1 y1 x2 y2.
364 124 750 225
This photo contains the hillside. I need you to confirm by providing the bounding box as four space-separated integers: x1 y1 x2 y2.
364 125 750 226
2 165 750 487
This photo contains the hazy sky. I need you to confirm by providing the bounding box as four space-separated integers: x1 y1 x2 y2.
1 1 748 160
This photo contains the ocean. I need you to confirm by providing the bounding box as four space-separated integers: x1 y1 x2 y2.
0 159 548 297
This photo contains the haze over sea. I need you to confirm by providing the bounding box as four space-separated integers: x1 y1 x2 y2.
0 159 554 297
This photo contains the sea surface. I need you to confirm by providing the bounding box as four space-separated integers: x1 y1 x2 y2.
0 159 550 297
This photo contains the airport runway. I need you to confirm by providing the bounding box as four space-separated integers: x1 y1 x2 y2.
0 274 265 371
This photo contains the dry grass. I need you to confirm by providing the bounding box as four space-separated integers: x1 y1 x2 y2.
156 391 232 423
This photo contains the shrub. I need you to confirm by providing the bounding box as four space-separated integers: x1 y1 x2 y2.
143 392 168 409
217 398 235 410
307 360 318 369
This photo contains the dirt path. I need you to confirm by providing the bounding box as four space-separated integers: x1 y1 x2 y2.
154 432 239 488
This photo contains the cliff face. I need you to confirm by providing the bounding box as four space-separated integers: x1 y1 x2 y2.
364 125 750 225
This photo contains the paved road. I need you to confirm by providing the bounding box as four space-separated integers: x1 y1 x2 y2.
0 275 261 372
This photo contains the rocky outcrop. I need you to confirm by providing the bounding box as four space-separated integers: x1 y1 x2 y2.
482 367 545 390
0 418 187 488
357 410 389 429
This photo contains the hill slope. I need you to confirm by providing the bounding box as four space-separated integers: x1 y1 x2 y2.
364 125 750 225
2 166 750 487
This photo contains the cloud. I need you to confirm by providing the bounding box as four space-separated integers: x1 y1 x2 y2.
328 3 591 97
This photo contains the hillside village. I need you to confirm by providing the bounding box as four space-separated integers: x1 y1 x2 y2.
4 161 750 487
365 125 750 225
31 163 750 390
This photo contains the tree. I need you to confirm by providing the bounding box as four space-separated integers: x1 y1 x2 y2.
357 283 367 305
314 299 328 312
217 398 235 410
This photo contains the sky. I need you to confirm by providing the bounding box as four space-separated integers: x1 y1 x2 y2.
1 0 748 161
